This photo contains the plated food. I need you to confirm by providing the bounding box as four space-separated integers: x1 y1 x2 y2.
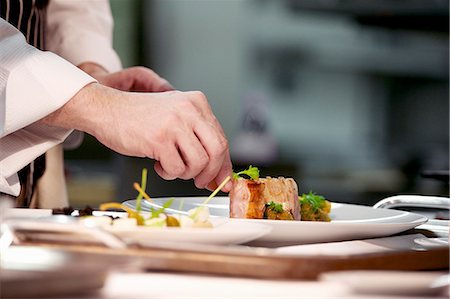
96 169 226 229
57 165 330 230
230 166 331 222
230 176 299 220
299 191 331 222
124 196 428 244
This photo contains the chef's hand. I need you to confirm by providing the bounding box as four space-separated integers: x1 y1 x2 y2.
78 62 173 92
40 83 232 192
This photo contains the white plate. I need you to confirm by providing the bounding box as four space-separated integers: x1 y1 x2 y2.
103 218 271 246
1 246 114 298
5 209 271 246
123 197 428 244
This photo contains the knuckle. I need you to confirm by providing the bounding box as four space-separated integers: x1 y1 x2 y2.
210 137 228 158
199 152 210 167
194 178 207 189
191 90 206 98
159 172 173 180
179 97 196 110
152 130 168 146
134 66 151 74
183 155 209 180
190 91 208 104
167 163 186 178
219 135 229 150
179 99 201 117
194 172 211 188
193 154 209 173
180 172 193 181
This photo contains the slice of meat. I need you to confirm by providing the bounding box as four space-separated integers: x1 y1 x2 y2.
229 178 266 219
229 177 300 220
262 177 300 220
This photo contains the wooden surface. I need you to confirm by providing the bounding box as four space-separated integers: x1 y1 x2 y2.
19 240 449 280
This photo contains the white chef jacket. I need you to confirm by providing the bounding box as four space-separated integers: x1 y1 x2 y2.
0 0 122 197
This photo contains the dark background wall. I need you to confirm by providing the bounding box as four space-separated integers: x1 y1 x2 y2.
64 0 449 208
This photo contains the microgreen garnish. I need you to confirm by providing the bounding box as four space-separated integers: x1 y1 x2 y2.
133 182 153 203
135 168 148 212
150 198 174 218
232 166 260 180
178 199 185 212
265 201 284 213
299 191 326 213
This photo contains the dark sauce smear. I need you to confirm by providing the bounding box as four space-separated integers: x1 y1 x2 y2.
52 206 93 217
51 206 121 220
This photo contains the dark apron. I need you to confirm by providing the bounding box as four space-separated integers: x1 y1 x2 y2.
1 0 49 206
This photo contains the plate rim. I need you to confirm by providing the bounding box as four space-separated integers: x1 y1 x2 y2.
123 196 429 226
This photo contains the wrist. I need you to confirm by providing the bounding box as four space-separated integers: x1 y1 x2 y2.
39 82 110 136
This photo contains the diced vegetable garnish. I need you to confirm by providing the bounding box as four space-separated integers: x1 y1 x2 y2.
299 191 331 222
188 206 210 223
187 176 231 227
99 170 229 229
264 201 294 220
174 215 195 227
144 214 168 228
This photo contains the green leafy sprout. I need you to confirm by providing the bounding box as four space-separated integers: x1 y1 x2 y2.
150 198 174 219
135 168 148 213
135 168 174 221
232 165 260 180
299 191 326 212
265 201 284 213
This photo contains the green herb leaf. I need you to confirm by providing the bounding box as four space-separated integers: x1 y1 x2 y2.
232 165 260 180
265 201 284 213
299 191 326 213
151 198 174 219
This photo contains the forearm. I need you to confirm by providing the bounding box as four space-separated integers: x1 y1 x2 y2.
39 83 112 138
0 19 95 137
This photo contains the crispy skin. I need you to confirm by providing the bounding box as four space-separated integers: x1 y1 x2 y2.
229 177 300 220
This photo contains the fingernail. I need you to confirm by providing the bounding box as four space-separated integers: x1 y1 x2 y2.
195 181 206 190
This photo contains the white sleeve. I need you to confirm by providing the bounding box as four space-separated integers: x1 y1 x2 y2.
46 0 122 72
0 19 96 196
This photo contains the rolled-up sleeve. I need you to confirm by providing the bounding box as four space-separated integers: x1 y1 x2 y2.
46 0 122 72
0 19 96 196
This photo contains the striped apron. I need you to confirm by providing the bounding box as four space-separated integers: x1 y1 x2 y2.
1 0 67 208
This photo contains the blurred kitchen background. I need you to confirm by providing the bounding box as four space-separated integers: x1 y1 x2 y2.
65 0 449 208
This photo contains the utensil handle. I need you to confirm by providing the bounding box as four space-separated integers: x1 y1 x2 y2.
373 195 450 210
